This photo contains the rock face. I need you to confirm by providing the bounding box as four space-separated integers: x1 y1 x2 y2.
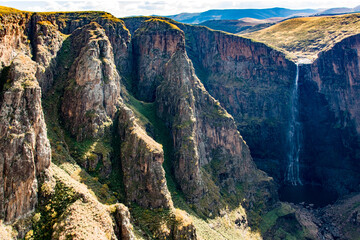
118 103 173 209
113 203 135 240
31 12 131 76
31 20 63 93
180 25 296 180
133 19 185 101
48 165 136 240
157 49 275 208
0 12 32 68
297 34 360 193
61 22 121 141
0 54 51 223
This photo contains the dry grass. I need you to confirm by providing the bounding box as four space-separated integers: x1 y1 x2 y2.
0 6 25 14
244 13 360 61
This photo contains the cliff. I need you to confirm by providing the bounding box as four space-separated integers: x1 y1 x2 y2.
0 54 51 223
118 103 172 209
132 19 184 101
297 34 360 193
61 22 121 141
0 11 32 68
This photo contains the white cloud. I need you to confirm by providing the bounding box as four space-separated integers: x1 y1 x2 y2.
0 0 359 17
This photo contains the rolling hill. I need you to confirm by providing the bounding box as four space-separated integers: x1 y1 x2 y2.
243 13 360 60
166 7 317 24
198 17 283 34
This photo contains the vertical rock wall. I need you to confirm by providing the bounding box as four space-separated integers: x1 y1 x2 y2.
0 55 51 223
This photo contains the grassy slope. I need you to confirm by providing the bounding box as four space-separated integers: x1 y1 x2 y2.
243 13 360 61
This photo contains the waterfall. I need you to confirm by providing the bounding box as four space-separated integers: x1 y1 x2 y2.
285 63 302 185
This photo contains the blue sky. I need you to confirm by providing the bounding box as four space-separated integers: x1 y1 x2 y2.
0 0 359 17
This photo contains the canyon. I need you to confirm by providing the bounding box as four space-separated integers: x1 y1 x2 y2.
0 6 359 240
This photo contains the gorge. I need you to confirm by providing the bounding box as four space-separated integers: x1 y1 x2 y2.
0 5 359 240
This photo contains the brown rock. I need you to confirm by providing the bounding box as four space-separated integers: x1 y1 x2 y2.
0 13 32 68
113 203 135 240
133 19 185 101
61 22 121 141
118 103 173 209
32 20 64 93
0 54 51 223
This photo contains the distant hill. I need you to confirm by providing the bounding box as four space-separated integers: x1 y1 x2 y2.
165 7 318 24
316 5 360 15
199 17 283 34
243 13 360 60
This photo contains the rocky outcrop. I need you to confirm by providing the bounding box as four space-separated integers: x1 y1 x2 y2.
32 20 63 93
61 22 121 141
0 54 51 223
172 209 197 240
0 12 32 68
156 50 205 200
132 19 185 101
297 34 360 194
31 12 131 77
44 164 136 240
113 203 135 240
118 103 173 209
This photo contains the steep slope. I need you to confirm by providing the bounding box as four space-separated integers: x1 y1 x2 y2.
244 13 360 61
0 54 51 223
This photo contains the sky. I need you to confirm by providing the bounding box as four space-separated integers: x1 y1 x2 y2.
0 0 359 17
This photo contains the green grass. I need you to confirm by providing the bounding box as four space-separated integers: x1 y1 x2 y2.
36 10 123 23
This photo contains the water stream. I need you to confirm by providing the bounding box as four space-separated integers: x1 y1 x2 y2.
285 63 302 185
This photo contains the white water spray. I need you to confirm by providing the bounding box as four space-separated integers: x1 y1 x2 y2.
285 63 302 185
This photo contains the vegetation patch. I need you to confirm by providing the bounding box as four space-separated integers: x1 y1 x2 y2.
29 181 78 240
